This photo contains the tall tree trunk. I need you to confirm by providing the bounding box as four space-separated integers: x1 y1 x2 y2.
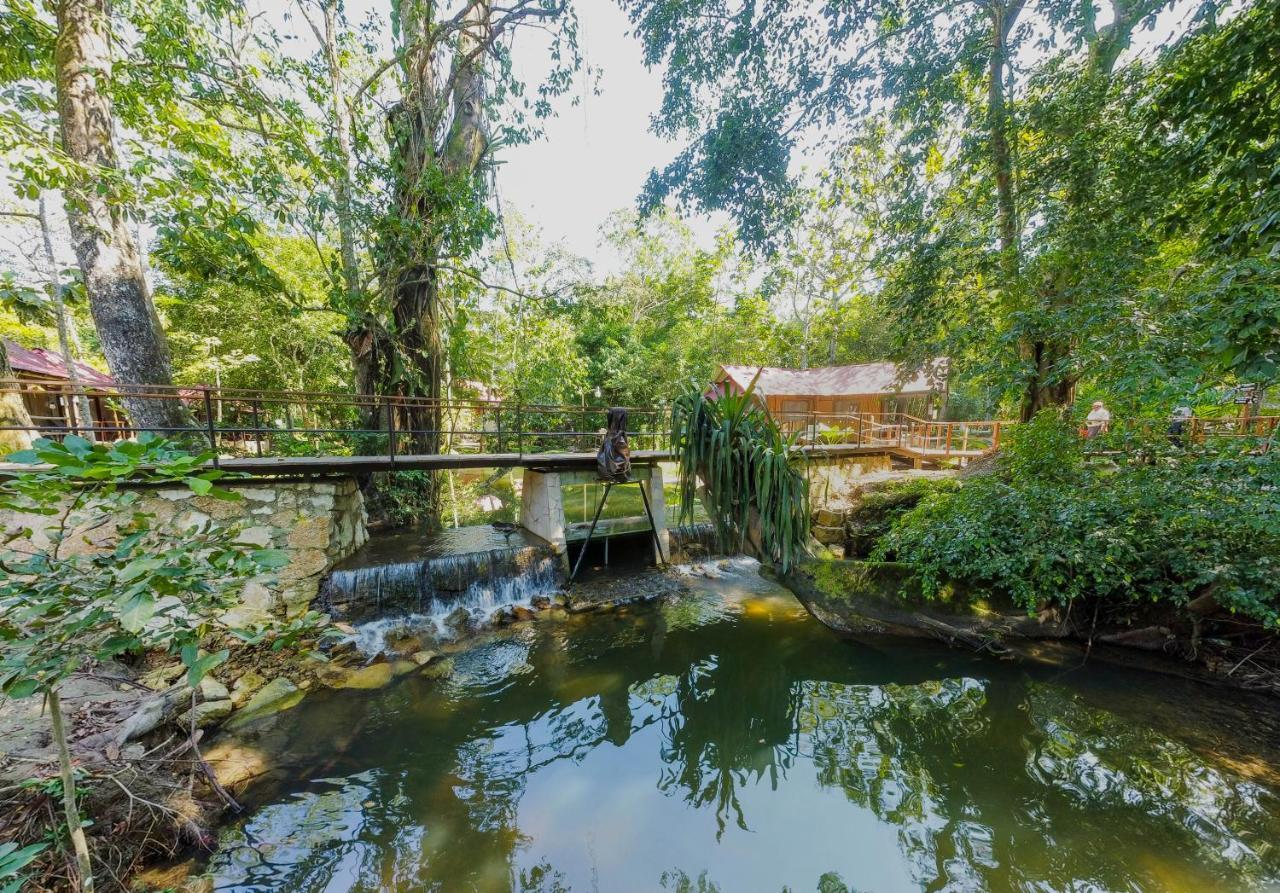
54 0 187 435
0 340 35 454
39 193 95 440
358 0 492 522
988 0 1023 279
321 0 360 305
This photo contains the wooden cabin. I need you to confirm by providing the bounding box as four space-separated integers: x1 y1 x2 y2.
712 359 949 426
5 339 128 434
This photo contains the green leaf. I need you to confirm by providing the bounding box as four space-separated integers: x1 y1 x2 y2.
185 476 213 496
61 434 93 457
2 678 41 699
181 646 228 688
118 557 163 583
251 549 290 569
117 591 156 632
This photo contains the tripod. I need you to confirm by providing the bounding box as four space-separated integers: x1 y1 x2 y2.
566 477 667 587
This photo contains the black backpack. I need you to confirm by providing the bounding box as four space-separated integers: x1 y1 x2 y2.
596 407 631 482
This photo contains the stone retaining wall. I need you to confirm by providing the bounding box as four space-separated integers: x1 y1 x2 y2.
0 478 367 625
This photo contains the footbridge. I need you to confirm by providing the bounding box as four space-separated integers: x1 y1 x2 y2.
0 383 1015 475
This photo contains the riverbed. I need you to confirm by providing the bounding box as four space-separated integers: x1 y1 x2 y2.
203 561 1280 892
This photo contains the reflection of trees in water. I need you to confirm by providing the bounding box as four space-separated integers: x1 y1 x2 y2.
656 650 800 838
657 867 866 893
794 672 1280 892
1022 682 1280 883
802 676 997 891
213 770 429 890
210 605 1280 893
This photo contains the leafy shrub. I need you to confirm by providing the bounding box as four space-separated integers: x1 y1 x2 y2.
0 434 295 891
846 477 958 558
876 414 1280 626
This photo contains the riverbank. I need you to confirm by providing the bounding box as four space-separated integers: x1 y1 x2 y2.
0 564 693 892
782 556 1280 696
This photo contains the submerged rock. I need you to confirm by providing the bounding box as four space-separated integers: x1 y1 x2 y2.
323 662 394 690
444 606 472 632
419 657 455 679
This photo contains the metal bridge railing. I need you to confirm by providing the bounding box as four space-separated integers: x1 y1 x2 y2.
0 383 672 466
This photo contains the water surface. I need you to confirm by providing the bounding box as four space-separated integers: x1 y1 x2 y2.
209 563 1280 892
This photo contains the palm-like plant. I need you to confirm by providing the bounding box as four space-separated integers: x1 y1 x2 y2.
670 373 810 571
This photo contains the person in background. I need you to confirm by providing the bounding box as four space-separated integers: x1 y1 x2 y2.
1085 400 1112 439
1168 406 1193 447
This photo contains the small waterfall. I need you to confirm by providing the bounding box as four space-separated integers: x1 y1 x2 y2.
316 526 563 651
669 522 725 561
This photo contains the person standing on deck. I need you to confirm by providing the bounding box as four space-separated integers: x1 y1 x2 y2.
1085 400 1112 439
1168 406 1193 447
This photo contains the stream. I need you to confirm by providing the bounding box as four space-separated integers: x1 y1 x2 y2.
204 559 1280 892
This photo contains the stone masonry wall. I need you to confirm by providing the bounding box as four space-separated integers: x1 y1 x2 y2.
0 478 367 626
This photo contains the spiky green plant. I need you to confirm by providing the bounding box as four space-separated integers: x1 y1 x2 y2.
670 375 810 571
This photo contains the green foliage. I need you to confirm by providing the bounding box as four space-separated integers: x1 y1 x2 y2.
364 470 441 529
159 234 352 393
670 378 808 571
845 478 957 559
0 840 46 893
0 434 290 700
878 415 1280 626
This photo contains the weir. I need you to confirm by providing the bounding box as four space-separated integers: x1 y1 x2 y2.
316 526 562 626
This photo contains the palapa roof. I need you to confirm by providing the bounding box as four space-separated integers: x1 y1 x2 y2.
716 359 947 398
5 339 116 387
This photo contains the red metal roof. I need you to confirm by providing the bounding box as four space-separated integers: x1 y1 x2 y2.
5 339 116 387
716 359 948 398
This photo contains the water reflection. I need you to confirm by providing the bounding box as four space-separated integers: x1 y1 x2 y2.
208 565 1280 892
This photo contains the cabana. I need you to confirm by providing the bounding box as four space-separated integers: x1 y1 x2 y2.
712 359 949 430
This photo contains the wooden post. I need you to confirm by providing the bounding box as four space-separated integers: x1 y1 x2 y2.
251 398 264 457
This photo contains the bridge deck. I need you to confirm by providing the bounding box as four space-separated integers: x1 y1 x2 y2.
0 443 919 479
214 443 902 476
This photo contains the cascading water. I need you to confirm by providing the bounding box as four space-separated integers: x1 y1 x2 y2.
669 521 724 561
315 525 563 654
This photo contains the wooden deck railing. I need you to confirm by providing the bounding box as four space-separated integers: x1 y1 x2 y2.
775 411 1013 460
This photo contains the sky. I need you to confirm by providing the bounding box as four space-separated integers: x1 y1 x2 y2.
483 1 722 271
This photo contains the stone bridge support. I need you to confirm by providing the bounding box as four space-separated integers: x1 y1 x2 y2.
520 464 669 564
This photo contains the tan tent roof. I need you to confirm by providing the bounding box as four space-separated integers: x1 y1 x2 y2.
716 359 947 398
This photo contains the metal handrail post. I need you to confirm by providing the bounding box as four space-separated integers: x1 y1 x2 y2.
251 398 264 457
202 387 219 468
386 396 396 463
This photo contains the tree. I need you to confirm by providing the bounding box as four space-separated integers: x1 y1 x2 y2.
0 338 34 453
623 0 1224 416
53 0 186 431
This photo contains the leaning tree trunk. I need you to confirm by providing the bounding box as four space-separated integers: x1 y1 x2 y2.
55 0 188 435
39 194 95 439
